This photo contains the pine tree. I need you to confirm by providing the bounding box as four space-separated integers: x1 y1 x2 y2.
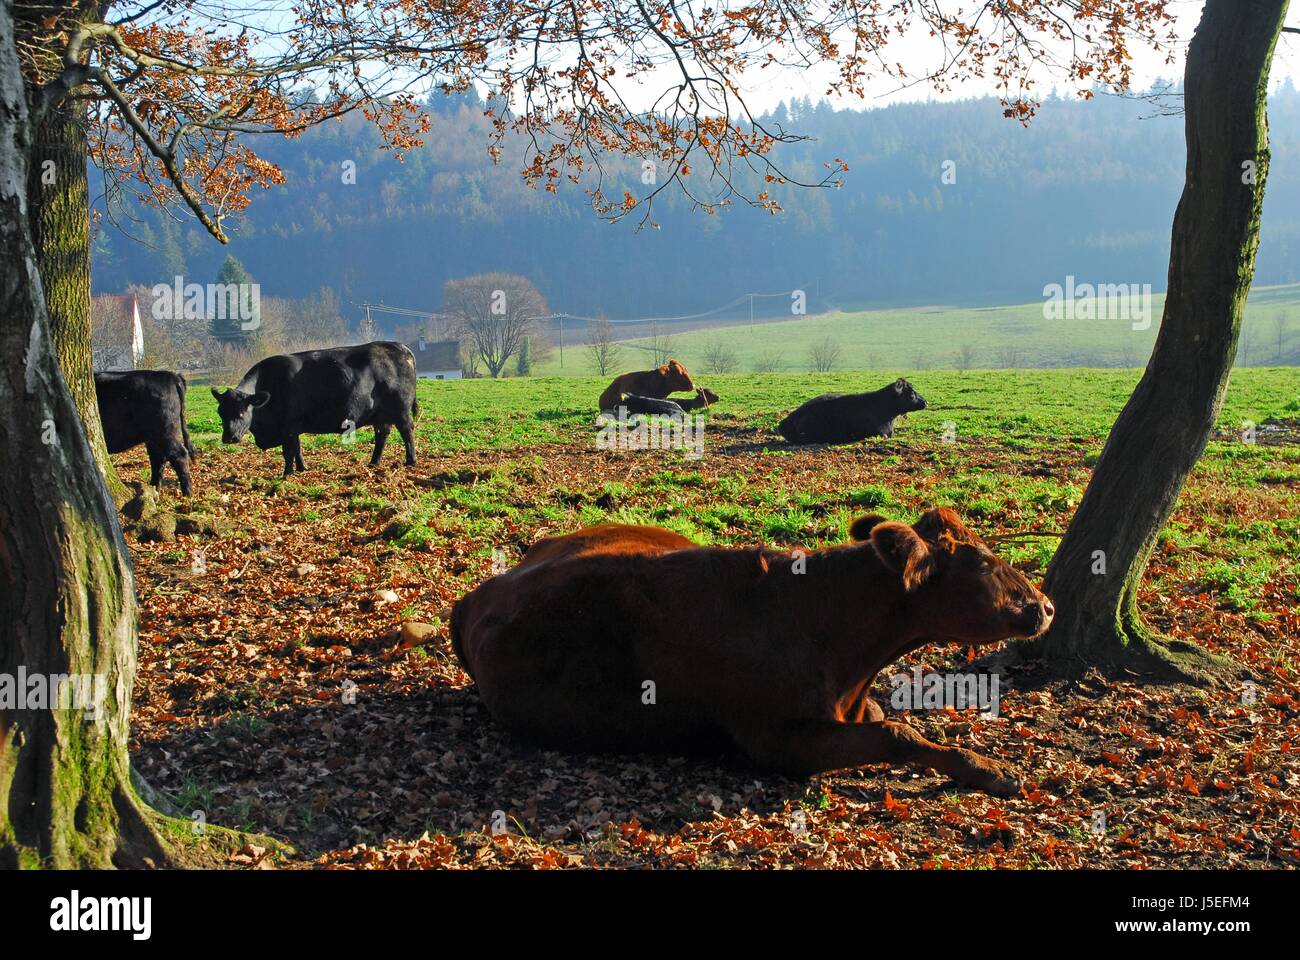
210 254 259 344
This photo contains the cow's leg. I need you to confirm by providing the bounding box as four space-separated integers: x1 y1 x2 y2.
734 719 1020 797
169 446 193 497
370 424 391 466
295 442 306 472
282 436 299 477
146 442 165 490
397 419 416 466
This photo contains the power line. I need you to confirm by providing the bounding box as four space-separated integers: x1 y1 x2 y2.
354 287 811 366
549 289 801 326
358 289 803 329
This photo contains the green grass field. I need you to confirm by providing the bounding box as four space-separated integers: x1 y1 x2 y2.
189 368 1300 450
530 283 1300 375
181 368 1299 611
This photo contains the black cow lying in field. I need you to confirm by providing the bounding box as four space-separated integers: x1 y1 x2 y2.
452 508 1053 795
212 341 419 477
616 388 719 417
778 378 927 444
618 394 685 416
95 370 196 495
676 387 719 411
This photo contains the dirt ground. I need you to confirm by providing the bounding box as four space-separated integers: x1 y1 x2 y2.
123 425 1300 869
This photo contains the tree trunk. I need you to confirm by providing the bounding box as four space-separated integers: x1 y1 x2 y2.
1034 0 1290 684
0 5 167 868
27 90 129 505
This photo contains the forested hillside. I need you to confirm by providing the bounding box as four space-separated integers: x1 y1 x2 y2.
92 84 1300 321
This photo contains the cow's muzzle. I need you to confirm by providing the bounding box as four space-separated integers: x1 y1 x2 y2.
1012 598 1054 637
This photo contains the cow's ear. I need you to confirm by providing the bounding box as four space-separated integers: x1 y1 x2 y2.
211 386 225 400
849 514 888 541
869 522 934 590
894 378 907 393
250 391 271 408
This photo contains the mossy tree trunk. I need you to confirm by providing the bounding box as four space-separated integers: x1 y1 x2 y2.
1035 0 1290 684
0 5 168 868
19 1 128 505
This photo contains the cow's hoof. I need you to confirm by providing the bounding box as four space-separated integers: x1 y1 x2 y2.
953 750 1021 797
974 771 1022 798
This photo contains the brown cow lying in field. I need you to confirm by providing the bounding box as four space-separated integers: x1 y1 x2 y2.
452 508 1054 796
598 359 694 412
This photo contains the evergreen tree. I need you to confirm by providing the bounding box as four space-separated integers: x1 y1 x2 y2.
210 254 259 343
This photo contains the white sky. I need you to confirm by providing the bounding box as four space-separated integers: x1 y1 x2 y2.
739 1 1300 114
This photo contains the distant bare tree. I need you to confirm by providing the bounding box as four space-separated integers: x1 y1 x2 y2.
359 312 380 342
286 287 348 347
808 337 842 372
994 346 1022 369
702 339 739 374
753 349 786 373
585 316 623 376
956 344 977 371
1118 339 1137 368
646 324 679 366
445 273 547 378
1275 310 1289 363
462 346 481 378
863 351 881 370
210 342 267 387
911 349 932 371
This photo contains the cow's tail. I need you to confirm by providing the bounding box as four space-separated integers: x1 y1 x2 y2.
396 342 421 421
598 380 622 413
448 599 474 681
176 373 196 459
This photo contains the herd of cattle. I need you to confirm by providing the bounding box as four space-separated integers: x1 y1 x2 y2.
96 344 930 494
97 341 1048 794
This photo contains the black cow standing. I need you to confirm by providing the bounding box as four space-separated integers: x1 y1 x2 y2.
95 370 196 495
212 341 420 477
778 378 928 444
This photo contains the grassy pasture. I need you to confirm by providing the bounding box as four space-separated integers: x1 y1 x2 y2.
127 368 1298 868
528 283 1300 375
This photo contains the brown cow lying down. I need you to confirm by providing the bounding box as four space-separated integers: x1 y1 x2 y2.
598 359 694 412
452 508 1054 796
